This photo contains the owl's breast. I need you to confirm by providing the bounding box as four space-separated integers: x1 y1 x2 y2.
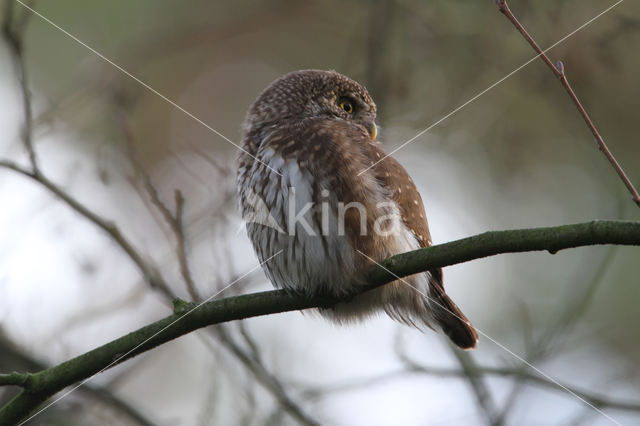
238 120 385 294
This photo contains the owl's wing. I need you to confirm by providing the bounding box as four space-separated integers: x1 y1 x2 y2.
370 144 478 349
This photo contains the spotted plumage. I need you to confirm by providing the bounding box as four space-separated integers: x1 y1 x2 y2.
237 70 477 349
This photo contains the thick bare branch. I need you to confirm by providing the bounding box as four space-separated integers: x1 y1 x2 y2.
1 220 639 424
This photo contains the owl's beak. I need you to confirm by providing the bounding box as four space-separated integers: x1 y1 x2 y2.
365 121 377 141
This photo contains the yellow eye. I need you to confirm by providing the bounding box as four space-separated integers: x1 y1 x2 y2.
339 100 354 114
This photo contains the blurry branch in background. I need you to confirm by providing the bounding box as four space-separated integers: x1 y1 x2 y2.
2 0 36 170
2 220 640 423
496 0 640 208
184 319 319 426
212 325 320 426
447 345 501 426
396 342 640 413
298 329 640 415
9 11 192 300
1 2 174 299
493 246 617 422
44 283 148 342
529 247 617 358
0 146 175 300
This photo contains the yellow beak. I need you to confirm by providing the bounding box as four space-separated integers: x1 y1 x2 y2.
366 122 377 141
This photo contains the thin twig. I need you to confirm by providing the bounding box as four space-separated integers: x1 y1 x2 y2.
496 0 640 207
0 372 30 387
117 112 199 301
174 189 199 298
236 322 263 364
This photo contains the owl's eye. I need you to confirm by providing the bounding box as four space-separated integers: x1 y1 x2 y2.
339 99 355 114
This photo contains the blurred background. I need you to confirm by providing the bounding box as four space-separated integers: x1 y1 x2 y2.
1 0 639 425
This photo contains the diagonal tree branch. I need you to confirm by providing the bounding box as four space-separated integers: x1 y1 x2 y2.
496 0 640 207
1 219 639 424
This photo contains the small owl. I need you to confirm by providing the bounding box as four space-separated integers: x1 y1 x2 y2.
237 70 477 349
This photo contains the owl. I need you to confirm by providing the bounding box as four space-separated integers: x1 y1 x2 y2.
237 70 477 349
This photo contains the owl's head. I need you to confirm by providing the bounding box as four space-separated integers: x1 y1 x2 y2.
244 69 378 142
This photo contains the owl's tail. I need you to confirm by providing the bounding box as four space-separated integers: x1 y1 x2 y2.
427 270 478 350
